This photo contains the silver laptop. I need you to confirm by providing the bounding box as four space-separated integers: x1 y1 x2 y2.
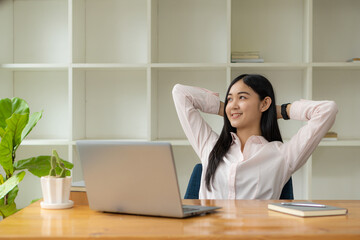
76 140 220 218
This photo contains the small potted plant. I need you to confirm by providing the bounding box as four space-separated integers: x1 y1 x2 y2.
40 150 73 209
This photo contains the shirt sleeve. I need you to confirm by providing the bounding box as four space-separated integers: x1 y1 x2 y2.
172 84 220 160
280 99 338 174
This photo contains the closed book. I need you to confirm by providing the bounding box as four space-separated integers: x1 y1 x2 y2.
231 58 264 63
268 202 348 217
323 131 338 141
347 57 360 62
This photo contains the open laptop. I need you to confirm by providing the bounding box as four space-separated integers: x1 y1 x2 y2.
76 140 221 218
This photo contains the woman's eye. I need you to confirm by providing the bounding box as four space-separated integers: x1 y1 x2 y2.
239 96 246 99
227 97 232 102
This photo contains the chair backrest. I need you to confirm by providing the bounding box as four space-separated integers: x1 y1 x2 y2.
184 163 294 199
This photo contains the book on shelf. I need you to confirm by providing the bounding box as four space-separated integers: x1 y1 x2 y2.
231 51 264 63
268 202 348 217
323 131 338 141
231 58 264 63
346 57 360 62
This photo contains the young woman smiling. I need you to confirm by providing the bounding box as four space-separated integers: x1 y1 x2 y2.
172 74 338 199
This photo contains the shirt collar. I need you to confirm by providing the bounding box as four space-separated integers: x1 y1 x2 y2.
230 132 268 145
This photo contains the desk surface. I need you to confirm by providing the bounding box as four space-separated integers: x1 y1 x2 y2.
0 195 360 239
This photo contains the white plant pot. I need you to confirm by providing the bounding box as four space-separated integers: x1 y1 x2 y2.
40 176 74 209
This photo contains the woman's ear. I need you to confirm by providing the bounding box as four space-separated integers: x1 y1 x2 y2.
260 96 272 112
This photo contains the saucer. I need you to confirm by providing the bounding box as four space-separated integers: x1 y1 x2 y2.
40 200 74 209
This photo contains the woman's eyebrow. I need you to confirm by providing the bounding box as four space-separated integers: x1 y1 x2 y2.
228 91 250 96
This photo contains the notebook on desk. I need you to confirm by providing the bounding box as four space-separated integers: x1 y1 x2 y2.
76 140 220 218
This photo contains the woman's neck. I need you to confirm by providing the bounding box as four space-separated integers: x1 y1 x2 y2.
236 126 262 152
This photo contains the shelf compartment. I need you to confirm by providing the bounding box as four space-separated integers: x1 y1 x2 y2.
0 70 13 99
312 147 360 200
313 0 360 62
12 0 68 63
231 0 305 63
72 69 148 140
152 0 227 63
0 0 14 63
73 0 148 64
150 69 227 141
313 69 360 140
12 71 69 140
231 68 307 140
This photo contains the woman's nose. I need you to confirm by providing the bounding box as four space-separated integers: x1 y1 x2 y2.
229 100 239 109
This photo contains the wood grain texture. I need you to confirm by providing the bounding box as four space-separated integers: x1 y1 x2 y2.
0 195 359 239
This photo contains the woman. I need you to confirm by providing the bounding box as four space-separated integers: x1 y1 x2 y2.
172 74 337 199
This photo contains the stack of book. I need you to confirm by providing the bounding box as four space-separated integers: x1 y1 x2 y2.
323 131 338 141
231 51 264 63
347 57 360 62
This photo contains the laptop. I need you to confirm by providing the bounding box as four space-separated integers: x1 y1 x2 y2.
76 140 221 218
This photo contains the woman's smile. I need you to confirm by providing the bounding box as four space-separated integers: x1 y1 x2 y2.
231 112 242 119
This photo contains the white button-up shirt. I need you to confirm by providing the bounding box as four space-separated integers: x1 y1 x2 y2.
172 84 338 199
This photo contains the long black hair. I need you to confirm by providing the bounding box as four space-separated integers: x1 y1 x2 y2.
205 74 283 191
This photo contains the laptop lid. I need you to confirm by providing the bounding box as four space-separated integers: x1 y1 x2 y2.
76 140 188 218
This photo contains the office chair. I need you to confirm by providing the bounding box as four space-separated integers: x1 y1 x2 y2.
184 163 294 200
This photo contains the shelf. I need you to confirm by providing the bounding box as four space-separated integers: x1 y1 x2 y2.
312 62 360 69
72 63 148 70
21 139 70 146
230 63 308 70
70 139 148 145
154 139 190 146
0 64 68 71
150 63 227 70
2 0 359 203
319 140 360 147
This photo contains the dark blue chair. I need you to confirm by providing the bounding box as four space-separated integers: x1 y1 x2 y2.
184 163 294 200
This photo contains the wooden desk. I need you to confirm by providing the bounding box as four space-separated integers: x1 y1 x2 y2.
0 193 359 239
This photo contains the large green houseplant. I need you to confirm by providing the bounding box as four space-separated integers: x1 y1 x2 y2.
0 97 73 218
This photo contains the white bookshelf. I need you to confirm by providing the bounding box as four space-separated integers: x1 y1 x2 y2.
1 0 359 208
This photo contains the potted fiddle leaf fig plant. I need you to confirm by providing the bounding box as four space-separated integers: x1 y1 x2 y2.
0 97 73 219
40 150 73 209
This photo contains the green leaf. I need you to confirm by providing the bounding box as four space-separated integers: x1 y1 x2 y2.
6 186 19 204
0 127 5 138
0 202 19 218
6 113 29 150
0 129 14 175
30 198 41 204
0 171 25 200
14 156 73 178
0 98 29 130
21 111 43 142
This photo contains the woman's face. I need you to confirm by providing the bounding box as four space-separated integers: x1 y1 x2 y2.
225 80 263 131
